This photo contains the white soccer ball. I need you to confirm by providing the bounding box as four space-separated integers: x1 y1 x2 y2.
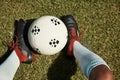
28 16 68 55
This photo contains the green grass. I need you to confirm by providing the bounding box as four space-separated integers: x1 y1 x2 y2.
0 0 120 80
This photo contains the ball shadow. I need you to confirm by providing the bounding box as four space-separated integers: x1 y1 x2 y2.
47 52 77 80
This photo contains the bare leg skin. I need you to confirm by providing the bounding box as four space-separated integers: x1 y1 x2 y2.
89 65 114 80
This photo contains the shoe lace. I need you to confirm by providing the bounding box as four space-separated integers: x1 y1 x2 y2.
69 28 84 41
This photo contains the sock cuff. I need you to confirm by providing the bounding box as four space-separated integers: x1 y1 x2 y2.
85 58 109 78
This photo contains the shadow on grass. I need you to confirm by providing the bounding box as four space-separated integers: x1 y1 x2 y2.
47 15 77 80
47 52 77 80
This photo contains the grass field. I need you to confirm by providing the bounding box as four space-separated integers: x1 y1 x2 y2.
0 0 120 80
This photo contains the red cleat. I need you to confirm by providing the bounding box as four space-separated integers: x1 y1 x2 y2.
8 19 35 64
61 15 80 56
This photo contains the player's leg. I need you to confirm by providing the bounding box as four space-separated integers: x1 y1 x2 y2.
0 50 20 80
62 15 114 80
73 41 113 80
0 19 34 80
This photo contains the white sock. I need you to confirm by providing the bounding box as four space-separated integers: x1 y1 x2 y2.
73 41 109 78
0 50 20 80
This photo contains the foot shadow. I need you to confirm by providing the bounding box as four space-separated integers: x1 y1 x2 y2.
47 52 77 80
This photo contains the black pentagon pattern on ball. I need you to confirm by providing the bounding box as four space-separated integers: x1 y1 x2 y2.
32 26 40 35
49 38 59 48
34 48 41 53
51 18 60 26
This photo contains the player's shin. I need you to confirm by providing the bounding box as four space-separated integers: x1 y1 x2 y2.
73 41 111 78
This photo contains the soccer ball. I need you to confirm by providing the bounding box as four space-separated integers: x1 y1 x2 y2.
28 16 68 55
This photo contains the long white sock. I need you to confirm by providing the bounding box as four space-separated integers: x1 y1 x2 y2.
0 50 20 80
73 41 109 78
